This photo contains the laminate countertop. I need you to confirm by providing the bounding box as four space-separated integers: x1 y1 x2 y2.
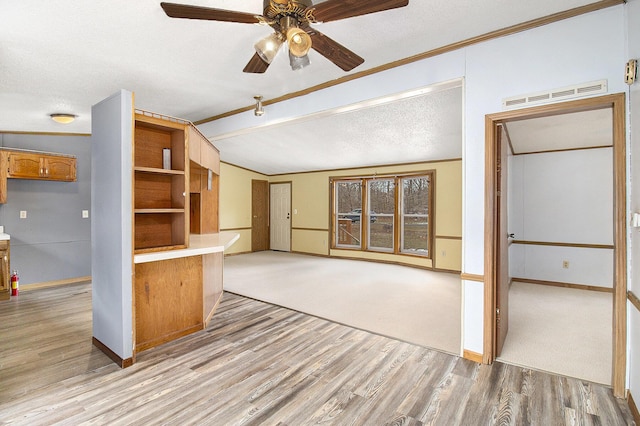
133 231 239 264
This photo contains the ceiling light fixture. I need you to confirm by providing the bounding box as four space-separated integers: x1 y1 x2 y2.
254 96 265 116
289 50 310 71
254 33 283 64
286 27 312 58
50 113 76 124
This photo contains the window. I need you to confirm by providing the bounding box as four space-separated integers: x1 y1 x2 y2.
331 172 433 257
368 178 395 251
335 180 362 248
401 176 430 255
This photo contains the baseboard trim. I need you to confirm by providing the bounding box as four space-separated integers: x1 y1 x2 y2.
22 276 92 291
628 290 640 313
224 251 252 257
628 391 640 425
461 273 484 282
463 350 483 363
92 337 134 368
511 277 613 293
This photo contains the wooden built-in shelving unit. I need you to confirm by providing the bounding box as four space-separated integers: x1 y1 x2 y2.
133 114 189 252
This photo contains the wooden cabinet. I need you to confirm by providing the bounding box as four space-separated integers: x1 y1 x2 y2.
188 126 220 175
188 126 220 235
0 149 77 203
0 240 9 301
135 256 203 352
133 114 189 252
7 151 76 181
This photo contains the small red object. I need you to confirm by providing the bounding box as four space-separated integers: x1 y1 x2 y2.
10 270 18 296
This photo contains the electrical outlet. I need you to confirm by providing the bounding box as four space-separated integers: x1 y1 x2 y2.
563 260 569 269
19 210 27 219
82 210 89 218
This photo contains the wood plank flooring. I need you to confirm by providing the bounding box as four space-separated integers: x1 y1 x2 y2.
0 283 635 425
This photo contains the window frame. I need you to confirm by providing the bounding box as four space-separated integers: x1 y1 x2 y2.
399 175 433 256
330 171 434 259
366 177 396 253
333 179 363 249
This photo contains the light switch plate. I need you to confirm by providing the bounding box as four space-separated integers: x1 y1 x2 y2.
82 210 89 218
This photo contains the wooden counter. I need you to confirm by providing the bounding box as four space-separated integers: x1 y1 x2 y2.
133 232 239 352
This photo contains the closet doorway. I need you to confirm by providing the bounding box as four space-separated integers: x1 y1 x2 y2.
484 93 627 398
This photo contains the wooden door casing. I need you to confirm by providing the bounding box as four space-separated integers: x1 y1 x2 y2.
495 125 509 356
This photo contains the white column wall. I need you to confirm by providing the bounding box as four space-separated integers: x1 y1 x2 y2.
91 90 134 360
626 0 640 406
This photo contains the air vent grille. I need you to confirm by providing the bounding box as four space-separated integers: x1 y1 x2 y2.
503 80 607 109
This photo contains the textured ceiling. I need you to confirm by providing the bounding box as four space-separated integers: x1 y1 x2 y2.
0 0 613 174
213 84 463 175
506 109 613 154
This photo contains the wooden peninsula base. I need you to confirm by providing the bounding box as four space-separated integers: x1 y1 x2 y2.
133 232 239 354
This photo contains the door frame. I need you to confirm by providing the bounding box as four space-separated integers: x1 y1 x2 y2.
483 93 627 398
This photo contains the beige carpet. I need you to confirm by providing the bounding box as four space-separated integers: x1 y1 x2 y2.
223 251 462 355
498 282 612 385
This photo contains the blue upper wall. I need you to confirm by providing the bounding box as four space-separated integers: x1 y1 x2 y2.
0 133 91 285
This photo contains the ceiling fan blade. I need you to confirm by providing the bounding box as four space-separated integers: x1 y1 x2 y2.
243 53 270 74
160 2 261 24
305 27 364 72
311 0 408 23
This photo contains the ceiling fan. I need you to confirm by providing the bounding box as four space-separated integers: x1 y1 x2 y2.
160 0 409 73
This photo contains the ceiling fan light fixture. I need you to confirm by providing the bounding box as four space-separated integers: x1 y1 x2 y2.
254 32 283 64
50 113 76 124
254 95 265 116
289 50 310 71
286 27 312 58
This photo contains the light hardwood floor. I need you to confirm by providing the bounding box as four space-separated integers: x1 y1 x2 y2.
0 283 635 425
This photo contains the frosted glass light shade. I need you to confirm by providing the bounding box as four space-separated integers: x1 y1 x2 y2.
289 51 310 70
50 113 76 124
255 33 283 64
286 27 312 58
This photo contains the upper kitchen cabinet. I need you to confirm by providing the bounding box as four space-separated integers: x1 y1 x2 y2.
188 126 220 175
6 150 76 181
0 148 77 203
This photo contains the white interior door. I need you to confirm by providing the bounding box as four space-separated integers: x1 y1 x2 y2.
270 183 291 252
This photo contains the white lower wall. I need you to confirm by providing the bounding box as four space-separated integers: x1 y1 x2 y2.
510 245 613 288
462 280 484 355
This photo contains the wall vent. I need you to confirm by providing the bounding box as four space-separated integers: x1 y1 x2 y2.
502 80 607 109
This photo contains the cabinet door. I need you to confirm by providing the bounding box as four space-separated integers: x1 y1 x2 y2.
8 152 43 179
44 156 76 181
188 126 201 164
7 153 77 181
201 141 220 175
